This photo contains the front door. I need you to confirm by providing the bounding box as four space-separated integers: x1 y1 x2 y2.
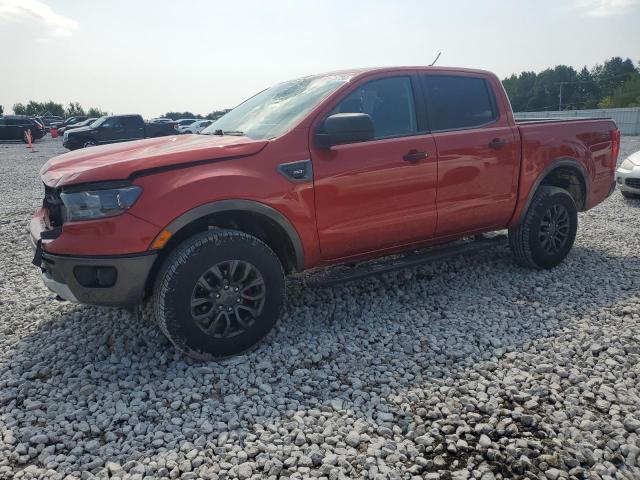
421 74 520 236
311 75 439 260
99 117 125 143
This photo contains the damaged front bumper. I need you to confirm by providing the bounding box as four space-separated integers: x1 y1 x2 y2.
29 211 157 306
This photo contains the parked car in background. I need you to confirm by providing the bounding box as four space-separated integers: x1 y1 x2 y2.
40 116 64 128
149 118 174 124
53 116 88 129
62 114 177 150
30 117 47 135
182 119 213 134
616 150 640 199
176 119 199 133
0 116 45 142
31 66 620 359
58 118 97 135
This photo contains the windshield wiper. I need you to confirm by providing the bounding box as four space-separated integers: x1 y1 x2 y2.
206 129 245 136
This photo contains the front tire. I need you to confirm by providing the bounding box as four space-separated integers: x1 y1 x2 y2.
508 186 578 269
153 229 285 360
83 139 97 148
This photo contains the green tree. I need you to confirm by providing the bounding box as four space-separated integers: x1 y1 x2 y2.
162 111 203 120
598 76 640 108
503 56 640 112
87 107 108 118
205 109 231 120
65 102 86 117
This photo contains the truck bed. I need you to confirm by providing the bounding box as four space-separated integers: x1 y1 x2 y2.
511 117 618 225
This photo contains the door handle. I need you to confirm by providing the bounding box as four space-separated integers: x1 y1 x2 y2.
488 138 506 150
403 150 428 162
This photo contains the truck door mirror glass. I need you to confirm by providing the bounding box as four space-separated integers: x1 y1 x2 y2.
316 113 374 148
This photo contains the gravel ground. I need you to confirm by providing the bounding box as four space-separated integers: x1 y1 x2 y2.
0 136 639 480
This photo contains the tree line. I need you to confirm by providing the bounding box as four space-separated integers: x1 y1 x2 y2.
161 110 232 121
4 100 232 122
10 100 108 119
502 56 640 112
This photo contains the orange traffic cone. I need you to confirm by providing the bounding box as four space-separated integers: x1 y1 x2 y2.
25 129 33 149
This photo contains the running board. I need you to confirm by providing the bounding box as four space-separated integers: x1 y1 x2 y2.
304 234 507 287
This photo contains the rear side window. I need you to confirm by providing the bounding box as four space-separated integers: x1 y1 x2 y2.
423 75 497 131
332 76 417 139
121 116 141 128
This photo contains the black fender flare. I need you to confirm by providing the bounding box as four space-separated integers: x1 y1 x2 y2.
162 199 305 272
516 158 590 224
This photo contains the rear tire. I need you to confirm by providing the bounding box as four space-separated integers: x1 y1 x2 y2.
153 229 285 360
508 186 578 269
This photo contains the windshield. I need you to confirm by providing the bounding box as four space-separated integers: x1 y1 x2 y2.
201 73 352 140
90 116 108 128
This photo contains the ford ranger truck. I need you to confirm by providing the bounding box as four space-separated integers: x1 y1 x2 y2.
30 67 620 359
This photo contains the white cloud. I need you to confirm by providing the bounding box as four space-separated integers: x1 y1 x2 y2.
0 0 78 37
574 0 640 16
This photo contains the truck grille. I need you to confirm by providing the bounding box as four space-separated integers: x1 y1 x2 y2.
626 178 640 189
43 184 64 227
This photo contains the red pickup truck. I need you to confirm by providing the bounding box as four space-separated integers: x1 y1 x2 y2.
30 66 620 359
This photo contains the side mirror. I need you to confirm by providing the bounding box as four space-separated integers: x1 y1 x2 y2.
316 113 374 149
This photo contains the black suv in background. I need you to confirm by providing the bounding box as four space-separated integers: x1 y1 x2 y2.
0 116 45 142
62 114 177 150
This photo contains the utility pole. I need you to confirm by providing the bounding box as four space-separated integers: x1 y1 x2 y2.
558 82 564 111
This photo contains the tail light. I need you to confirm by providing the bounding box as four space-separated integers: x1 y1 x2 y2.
611 129 621 164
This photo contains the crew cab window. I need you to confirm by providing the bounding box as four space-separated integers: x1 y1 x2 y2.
121 116 141 128
332 76 417 139
423 75 497 131
102 118 122 129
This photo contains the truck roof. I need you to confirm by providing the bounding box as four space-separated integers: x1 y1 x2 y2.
318 65 496 80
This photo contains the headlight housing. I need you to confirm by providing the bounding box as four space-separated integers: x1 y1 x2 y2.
60 186 142 221
620 158 635 171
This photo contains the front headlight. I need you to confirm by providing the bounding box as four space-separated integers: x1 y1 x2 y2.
620 158 635 171
60 186 142 221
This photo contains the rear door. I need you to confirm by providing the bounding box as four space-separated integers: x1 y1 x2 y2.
6 119 25 140
121 115 145 140
421 74 519 236
311 74 439 260
0 118 6 140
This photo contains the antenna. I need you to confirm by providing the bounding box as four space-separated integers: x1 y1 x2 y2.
430 52 442 66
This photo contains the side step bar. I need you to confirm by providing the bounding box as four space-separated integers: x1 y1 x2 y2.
304 234 508 287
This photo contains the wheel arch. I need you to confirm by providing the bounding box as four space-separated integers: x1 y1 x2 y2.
146 200 304 295
516 158 589 224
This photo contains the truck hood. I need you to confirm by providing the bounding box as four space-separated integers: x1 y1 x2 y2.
41 134 269 187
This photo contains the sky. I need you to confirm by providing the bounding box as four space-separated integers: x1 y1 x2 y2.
1 0 639 118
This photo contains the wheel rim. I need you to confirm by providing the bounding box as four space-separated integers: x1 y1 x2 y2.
190 260 266 338
538 204 570 254
84 141 96 147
